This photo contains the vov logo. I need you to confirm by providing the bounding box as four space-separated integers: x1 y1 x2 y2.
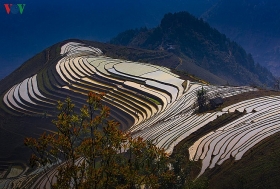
4 4 26 14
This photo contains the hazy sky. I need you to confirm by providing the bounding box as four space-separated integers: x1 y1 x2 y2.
0 0 217 79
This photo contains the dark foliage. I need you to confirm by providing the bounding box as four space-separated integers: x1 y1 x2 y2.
110 11 275 87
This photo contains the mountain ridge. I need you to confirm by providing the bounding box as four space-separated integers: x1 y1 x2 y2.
201 0 280 77
110 11 275 87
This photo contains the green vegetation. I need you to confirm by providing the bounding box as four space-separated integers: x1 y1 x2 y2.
147 97 162 105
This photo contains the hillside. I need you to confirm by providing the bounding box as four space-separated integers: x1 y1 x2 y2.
110 12 275 87
201 0 280 78
0 39 212 165
0 40 280 188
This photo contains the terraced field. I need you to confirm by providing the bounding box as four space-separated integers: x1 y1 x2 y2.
189 95 280 177
2 42 186 129
131 84 257 154
1 41 279 188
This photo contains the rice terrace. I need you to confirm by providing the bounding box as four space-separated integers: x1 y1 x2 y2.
0 40 280 188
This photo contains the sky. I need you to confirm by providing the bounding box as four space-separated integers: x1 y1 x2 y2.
0 0 217 80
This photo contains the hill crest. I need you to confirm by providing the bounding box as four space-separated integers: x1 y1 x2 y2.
110 11 275 87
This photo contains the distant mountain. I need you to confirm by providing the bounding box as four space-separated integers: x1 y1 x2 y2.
110 12 275 87
201 0 280 77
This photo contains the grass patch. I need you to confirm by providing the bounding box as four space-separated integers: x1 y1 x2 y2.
172 69 210 84
147 97 161 105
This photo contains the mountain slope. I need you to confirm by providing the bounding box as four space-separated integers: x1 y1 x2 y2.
1 40 280 188
110 12 275 87
0 39 209 164
201 0 280 77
